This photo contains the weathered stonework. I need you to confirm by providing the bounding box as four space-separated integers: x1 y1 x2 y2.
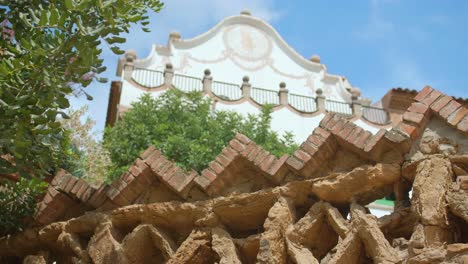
1 86 467 263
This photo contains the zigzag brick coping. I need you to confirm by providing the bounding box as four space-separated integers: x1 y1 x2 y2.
1 86 468 263
32 86 468 226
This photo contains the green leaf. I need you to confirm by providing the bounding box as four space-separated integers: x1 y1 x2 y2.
39 10 49 26
49 8 59 25
95 77 108 83
106 36 126 44
65 0 73 10
110 46 125 55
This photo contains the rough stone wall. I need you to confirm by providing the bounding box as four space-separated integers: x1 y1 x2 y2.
1 86 467 264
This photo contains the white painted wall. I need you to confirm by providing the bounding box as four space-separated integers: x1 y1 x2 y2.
132 15 354 102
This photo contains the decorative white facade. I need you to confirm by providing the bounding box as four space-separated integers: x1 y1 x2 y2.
113 10 393 143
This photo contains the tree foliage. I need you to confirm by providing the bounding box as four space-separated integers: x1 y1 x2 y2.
0 178 47 235
59 106 111 186
104 90 298 181
0 0 163 177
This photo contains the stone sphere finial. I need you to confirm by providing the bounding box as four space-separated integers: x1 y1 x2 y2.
351 95 359 101
165 63 173 70
316 88 323 95
242 76 250 83
279 82 286 89
204 69 211 76
125 49 137 62
240 9 251 16
310 55 321 63
169 31 181 40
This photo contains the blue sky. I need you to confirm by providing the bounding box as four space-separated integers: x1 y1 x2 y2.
71 0 468 135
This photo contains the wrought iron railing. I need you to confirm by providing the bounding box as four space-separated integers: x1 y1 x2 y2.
173 74 203 92
211 80 242 101
288 93 317 113
131 68 164 88
251 87 280 105
325 99 353 115
362 105 391 125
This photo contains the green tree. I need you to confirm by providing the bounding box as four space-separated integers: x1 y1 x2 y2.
0 178 47 235
0 0 163 177
59 106 112 187
104 90 298 181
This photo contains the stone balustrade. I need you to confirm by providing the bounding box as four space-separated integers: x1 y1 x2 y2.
123 63 391 125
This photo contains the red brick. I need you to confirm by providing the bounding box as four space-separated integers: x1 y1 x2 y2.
408 102 429 114
301 141 318 156
169 170 196 192
286 156 303 171
209 161 224 174
201 169 217 182
403 111 425 125
364 129 386 152
314 127 331 139
307 134 324 147
64 176 77 192
132 159 154 184
324 115 340 130
347 126 363 143
88 188 109 208
421 90 442 106
166 171 185 191
76 182 90 200
319 113 334 128
330 119 346 134
71 179 86 196
395 122 419 139
51 170 69 186
430 95 452 112
260 155 276 172
57 175 72 191
35 202 48 215
80 187 95 203
215 154 232 167
121 172 135 184
414 86 434 101
48 186 60 197
247 145 262 162
222 146 238 160
337 123 355 139
268 154 289 175
457 115 468 132
229 139 246 152
139 146 157 160
240 142 256 156
235 133 252 145
294 149 311 163
144 149 162 165
354 131 371 147
194 175 211 189
254 149 270 166
149 156 169 173
110 179 127 192
439 100 462 119
42 193 54 205
160 164 177 181
448 107 468 126
154 159 172 175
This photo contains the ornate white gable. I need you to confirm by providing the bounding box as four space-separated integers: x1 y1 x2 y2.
130 12 356 102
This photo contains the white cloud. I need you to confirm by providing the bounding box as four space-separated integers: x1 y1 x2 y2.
354 0 395 41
